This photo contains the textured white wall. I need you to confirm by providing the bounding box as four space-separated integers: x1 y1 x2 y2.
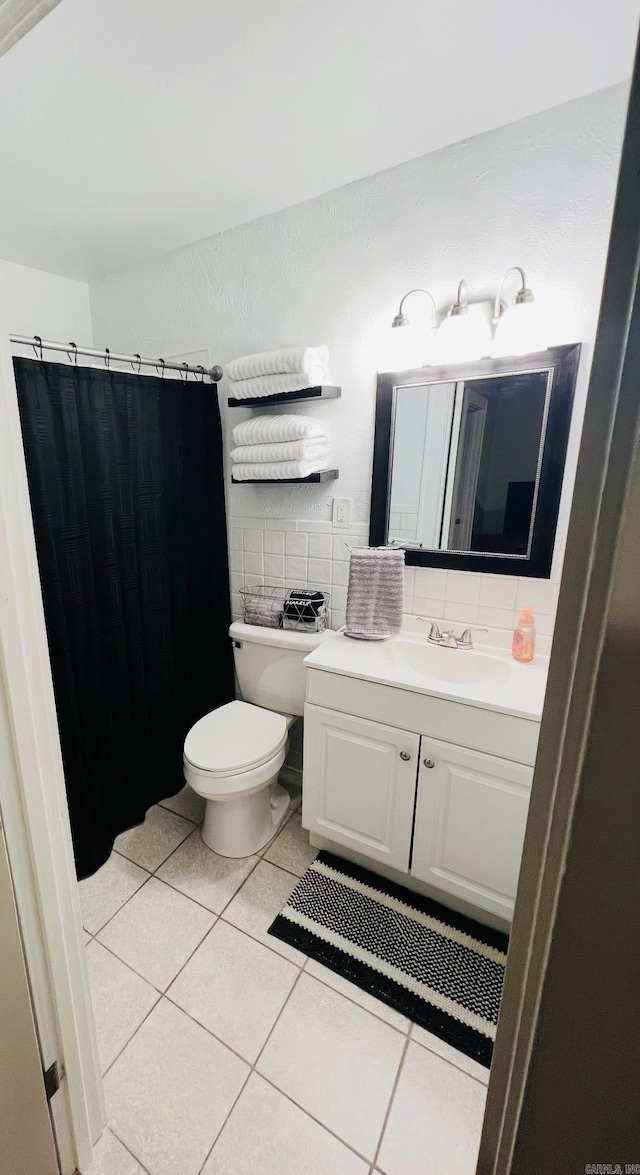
89 85 627 644
0 259 92 345
91 85 625 537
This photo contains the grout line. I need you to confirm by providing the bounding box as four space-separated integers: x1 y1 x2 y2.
251 964 305 1072
162 991 258 1071
83 869 153 938
107 1125 154 1175
255 1070 376 1168
195 1065 253 1175
407 1024 490 1088
100 990 163 1080
114 820 195 874
144 865 254 921
218 913 305 968
87 799 296 970
146 823 203 876
86 801 424 1171
300 961 410 1036
156 799 200 822
90 935 170 998
371 1028 412 1171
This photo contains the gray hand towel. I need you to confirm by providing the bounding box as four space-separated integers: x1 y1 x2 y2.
345 547 405 639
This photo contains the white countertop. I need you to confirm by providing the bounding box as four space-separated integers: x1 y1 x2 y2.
305 630 548 721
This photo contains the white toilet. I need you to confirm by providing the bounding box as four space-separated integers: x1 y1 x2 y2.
183 621 334 857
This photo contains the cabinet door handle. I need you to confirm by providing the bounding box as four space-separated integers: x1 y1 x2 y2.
399 751 411 761
423 758 435 769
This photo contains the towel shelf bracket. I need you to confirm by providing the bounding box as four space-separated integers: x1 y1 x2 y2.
231 468 339 484
227 385 341 408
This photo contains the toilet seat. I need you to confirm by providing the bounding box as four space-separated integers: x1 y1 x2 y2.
183 700 288 778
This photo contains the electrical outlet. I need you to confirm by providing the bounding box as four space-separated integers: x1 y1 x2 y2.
332 497 352 529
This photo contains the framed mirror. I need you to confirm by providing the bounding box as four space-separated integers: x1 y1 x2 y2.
370 344 580 578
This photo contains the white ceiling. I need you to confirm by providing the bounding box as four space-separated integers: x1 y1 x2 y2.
0 0 637 281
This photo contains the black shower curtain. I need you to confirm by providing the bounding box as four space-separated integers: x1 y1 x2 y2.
14 358 234 879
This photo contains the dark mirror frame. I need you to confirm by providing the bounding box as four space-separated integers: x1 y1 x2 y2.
370 343 581 578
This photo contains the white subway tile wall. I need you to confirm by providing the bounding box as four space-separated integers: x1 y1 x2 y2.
228 517 562 656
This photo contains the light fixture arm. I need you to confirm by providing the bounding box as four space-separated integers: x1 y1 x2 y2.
494 266 534 323
393 288 437 329
450 279 469 316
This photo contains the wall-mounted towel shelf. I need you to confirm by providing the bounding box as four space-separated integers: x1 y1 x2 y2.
231 469 339 484
227 385 341 408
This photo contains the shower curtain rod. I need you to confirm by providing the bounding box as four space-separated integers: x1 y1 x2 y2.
10 334 224 382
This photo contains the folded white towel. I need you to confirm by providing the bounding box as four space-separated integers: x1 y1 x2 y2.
227 371 328 400
231 457 330 481
227 346 330 382
232 414 329 446
230 438 330 464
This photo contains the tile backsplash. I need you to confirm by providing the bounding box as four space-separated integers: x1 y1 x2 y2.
229 516 561 657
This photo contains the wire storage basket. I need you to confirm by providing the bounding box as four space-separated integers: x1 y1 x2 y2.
240 585 330 632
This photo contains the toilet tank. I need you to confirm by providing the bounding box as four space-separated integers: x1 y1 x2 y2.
229 621 335 716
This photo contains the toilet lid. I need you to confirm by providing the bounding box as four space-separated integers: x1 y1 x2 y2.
183 700 288 774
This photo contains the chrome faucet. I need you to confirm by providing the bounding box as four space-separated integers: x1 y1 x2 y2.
417 618 488 650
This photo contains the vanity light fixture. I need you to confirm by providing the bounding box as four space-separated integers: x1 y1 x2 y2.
385 288 437 370
492 266 549 356
434 280 492 364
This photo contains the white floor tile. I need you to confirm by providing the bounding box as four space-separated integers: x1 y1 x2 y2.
79 854 149 936
257 973 405 1160
377 1041 486 1175
223 860 306 964
203 1072 368 1175
158 785 205 824
156 828 258 913
305 958 409 1033
114 806 194 872
85 940 159 1073
85 1127 148 1175
410 1023 490 1085
263 812 318 876
168 921 298 1063
97 877 215 990
104 999 249 1175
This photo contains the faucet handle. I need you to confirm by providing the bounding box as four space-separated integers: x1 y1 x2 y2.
416 617 442 641
458 626 488 648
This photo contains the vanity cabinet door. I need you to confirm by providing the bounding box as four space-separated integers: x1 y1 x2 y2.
302 704 419 871
411 737 533 920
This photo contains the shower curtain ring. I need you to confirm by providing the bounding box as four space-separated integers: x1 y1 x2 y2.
104 348 110 370
180 363 189 382
196 365 205 382
32 335 43 361
131 353 142 375
67 342 78 366
156 358 166 379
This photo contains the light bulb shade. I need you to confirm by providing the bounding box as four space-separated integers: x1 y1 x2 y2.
433 311 491 364
492 300 548 357
381 322 434 371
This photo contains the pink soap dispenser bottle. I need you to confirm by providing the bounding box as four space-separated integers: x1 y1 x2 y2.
512 606 536 663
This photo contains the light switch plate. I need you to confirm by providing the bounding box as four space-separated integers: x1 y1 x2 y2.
332 497 352 529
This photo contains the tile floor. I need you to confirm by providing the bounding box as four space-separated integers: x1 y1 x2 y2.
80 784 488 1175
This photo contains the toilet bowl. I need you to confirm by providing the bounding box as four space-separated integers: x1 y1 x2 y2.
183 700 294 856
183 622 335 857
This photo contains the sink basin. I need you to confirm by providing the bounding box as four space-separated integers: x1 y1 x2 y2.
382 639 512 685
304 628 547 720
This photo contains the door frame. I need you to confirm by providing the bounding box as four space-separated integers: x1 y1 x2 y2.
0 814 60 1174
479 37 640 1175
0 287 104 1173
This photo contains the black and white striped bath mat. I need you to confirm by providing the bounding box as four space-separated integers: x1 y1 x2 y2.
269 850 508 1067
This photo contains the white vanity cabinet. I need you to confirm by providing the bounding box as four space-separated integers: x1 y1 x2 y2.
411 738 532 920
303 655 543 923
302 706 419 871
